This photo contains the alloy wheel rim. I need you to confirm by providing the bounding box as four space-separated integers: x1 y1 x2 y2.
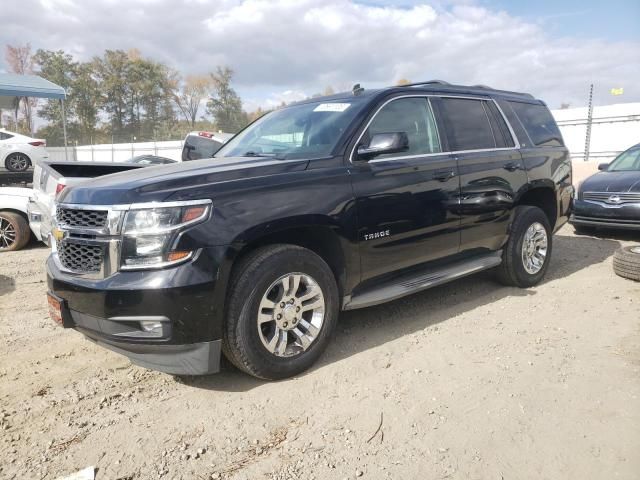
257 272 325 358
9 154 28 170
521 222 548 274
0 217 17 249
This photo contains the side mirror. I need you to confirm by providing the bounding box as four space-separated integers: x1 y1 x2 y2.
598 163 609 171
357 132 409 160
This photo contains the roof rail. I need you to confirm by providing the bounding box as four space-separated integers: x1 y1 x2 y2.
398 80 451 88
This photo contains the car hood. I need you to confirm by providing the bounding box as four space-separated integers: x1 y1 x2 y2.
58 156 310 205
580 170 640 193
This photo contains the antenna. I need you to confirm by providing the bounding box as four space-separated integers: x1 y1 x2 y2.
352 83 365 95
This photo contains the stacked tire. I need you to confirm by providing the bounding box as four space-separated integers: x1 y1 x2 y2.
613 246 640 282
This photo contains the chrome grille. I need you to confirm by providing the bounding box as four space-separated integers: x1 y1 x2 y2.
56 207 108 229
58 241 103 273
583 192 640 204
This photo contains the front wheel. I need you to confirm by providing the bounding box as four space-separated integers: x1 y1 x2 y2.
495 206 552 288
5 153 31 172
222 244 339 380
0 212 31 251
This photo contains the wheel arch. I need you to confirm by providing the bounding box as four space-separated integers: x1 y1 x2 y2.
0 208 29 222
515 185 558 230
228 219 352 299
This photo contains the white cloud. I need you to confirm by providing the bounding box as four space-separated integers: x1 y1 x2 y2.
1 0 638 109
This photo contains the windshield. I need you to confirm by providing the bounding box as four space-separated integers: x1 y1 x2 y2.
215 98 367 160
608 146 640 171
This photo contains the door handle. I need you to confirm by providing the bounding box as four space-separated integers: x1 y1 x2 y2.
503 162 520 172
433 170 456 182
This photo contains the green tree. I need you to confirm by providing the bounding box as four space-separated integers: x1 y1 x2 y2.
33 49 77 144
206 66 247 133
94 50 130 138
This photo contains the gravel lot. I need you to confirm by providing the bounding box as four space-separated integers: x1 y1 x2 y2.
0 226 638 480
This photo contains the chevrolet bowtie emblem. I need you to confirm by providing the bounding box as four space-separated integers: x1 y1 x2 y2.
52 228 65 241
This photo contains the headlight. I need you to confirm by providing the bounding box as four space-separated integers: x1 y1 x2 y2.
120 201 211 269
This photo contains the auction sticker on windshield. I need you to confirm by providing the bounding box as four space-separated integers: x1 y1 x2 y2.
313 103 351 112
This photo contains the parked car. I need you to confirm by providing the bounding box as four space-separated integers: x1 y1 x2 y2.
46 81 572 379
571 143 640 232
181 131 233 161
0 128 48 172
0 187 33 251
126 155 177 165
30 161 145 245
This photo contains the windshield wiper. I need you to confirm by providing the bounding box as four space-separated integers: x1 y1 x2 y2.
243 151 276 157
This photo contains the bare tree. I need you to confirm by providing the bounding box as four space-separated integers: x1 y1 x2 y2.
172 74 211 127
396 78 411 86
5 43 37 133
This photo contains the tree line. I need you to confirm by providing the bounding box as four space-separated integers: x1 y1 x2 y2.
2 43 412 147
2 43 255 146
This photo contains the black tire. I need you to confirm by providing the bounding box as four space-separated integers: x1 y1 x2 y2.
0 212 31 252
612 246 640 282
5 153 31 172
495 206 552 288
222 244 339 380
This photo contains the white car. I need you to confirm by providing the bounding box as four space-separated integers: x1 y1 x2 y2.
1 128 49 172
0 187 32 251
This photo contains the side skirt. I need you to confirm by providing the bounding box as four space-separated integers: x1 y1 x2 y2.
343 251 502 310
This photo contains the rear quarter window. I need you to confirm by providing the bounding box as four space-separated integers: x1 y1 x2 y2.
508 102 564 147
0 132 14 140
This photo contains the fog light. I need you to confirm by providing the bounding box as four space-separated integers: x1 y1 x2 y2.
140 320 163 337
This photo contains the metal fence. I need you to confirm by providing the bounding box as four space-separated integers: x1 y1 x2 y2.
44 104 640 165
47 140 184 163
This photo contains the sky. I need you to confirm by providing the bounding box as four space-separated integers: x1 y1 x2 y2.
1 0 639 112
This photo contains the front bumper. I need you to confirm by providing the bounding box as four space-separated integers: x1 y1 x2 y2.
570 199 640 230
46 246 230 375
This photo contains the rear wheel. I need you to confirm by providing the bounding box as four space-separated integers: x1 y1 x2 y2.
0 212 31 252
223 244 339 380
495 206 552 288
5 153 31 172
612 246 640 282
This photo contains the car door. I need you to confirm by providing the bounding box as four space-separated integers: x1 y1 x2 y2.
434 96 528 252
350 96 461 283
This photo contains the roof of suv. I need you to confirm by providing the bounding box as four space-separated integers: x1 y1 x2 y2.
293 80 540 107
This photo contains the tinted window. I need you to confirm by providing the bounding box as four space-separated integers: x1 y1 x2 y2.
608 147 640 171
439 98 496 151
182 136 222 161
485 101 515 148
509 102 563 147
0 132 14 140
365 97 441 159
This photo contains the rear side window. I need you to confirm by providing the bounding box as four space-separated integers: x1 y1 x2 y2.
0 132 14 140
508 102 563 147
438 98 497 151
182 136 222 161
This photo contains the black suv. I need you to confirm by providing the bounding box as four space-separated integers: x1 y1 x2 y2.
47 81 573 380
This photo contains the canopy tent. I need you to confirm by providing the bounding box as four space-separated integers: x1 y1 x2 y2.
0 73 68 159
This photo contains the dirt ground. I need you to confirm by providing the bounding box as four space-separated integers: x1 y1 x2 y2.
0 226 638 480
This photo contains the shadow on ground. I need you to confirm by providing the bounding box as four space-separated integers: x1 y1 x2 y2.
0 274 16 296
180 232 622 392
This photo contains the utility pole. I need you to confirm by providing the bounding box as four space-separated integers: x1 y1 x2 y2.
584 83 594 162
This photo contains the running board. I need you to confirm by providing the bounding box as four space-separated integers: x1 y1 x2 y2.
343 251 502 310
